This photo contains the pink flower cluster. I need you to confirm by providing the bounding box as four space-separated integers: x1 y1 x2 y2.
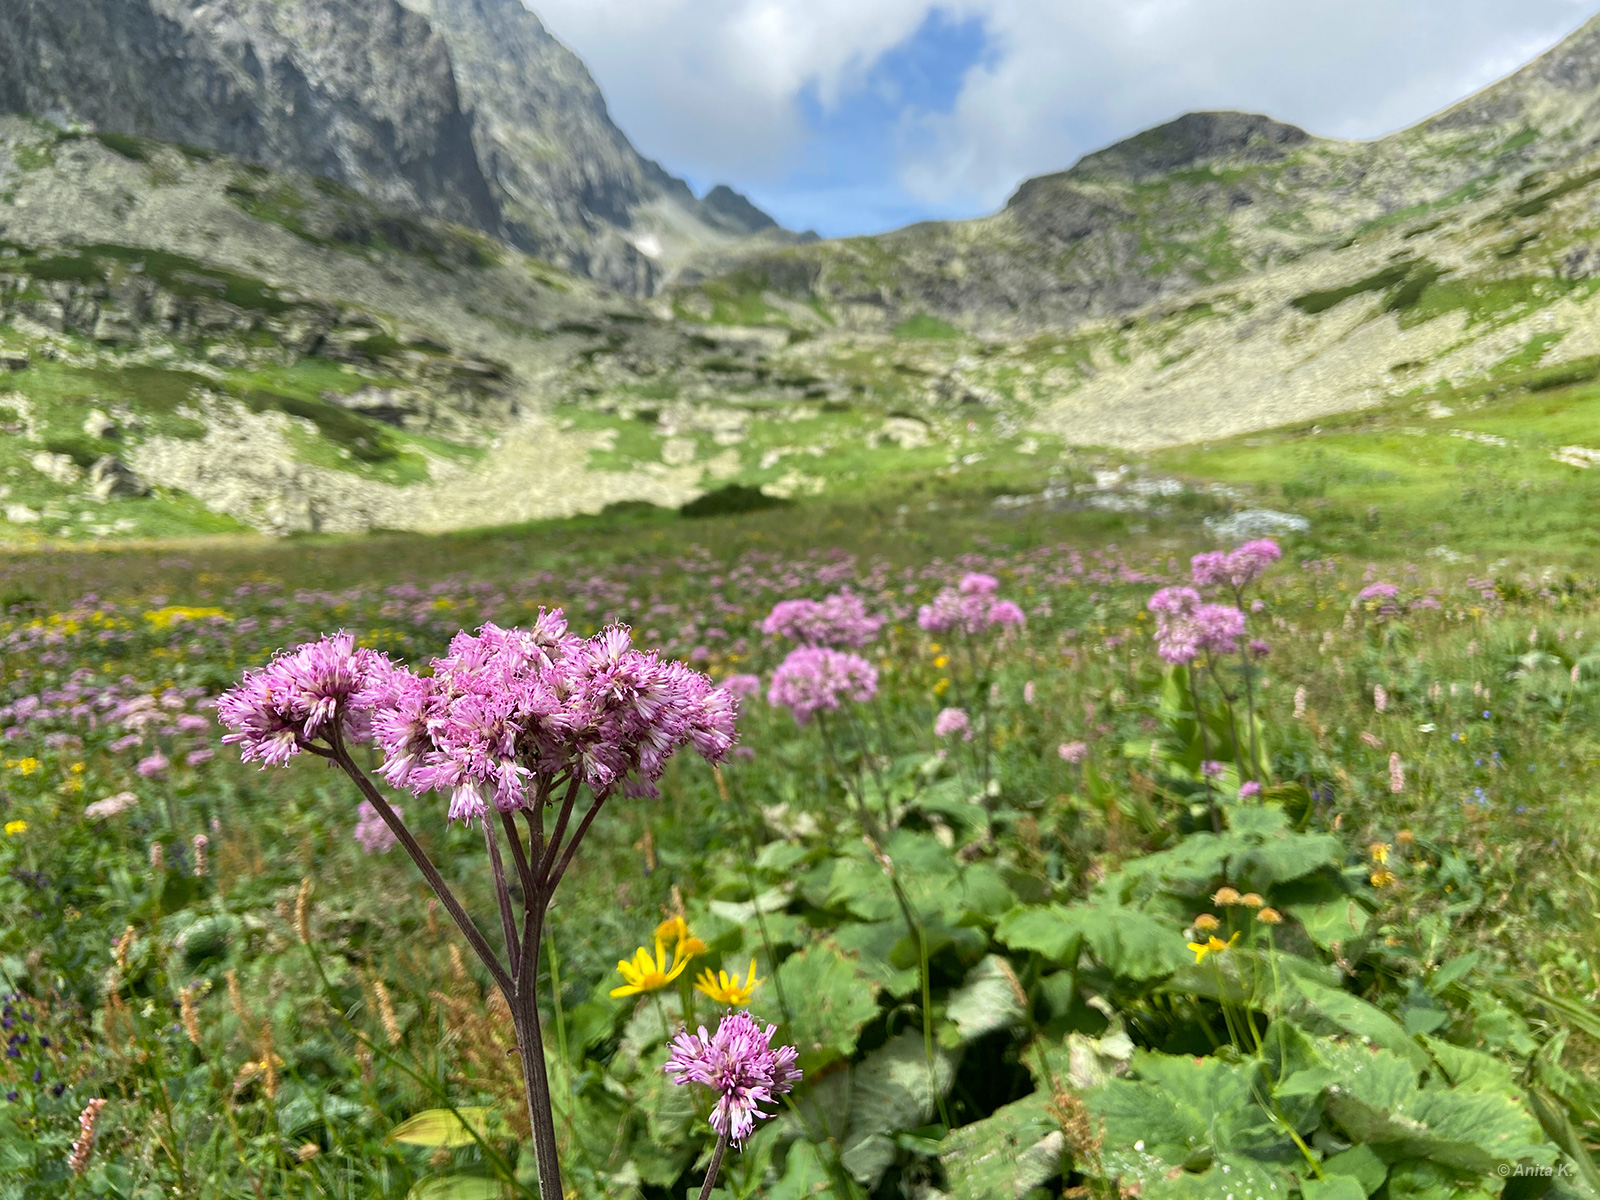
353 799 401 854
767 647 878 725
664 1011 801 1145
1147 587 1246 665
219 613 738 821
934 707 972 741
761 590 883 648
217 631 395 768
916 573 1025 636
1191 540 1282 592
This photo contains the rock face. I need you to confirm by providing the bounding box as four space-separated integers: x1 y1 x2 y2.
0 0 788 294
0 0 499 231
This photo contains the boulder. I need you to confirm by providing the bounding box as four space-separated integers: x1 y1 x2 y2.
88 456 149 500
0 349 28 371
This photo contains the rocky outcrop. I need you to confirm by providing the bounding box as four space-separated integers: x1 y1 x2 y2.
0 0 499 231
0 0 789 295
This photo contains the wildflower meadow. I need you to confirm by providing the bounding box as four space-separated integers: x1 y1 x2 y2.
1 508 1599 1200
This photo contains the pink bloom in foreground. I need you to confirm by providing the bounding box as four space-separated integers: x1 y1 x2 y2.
135 752 169 778
353 800 401 854
933 707 972 741
222 614 737 820
767 647 877 726
1059 741 1089 765
664 1011 801 1145
218 632 398 767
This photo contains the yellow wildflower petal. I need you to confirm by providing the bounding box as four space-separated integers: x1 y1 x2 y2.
1188 941 1211 964
655 915 689 946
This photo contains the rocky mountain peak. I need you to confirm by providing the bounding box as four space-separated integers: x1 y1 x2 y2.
1061 111 1313 183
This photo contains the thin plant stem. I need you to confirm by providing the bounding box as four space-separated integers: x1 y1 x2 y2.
1187 668 1221 832
697 1130 731 1200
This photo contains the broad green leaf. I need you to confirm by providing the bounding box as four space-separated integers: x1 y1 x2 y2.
1422 1037 1516 1095
708 887 791 923
942 954 1028 1046
1291 981 1430 1070
769 1140 840 1200
1294 897 1371 950
1321 1143 1388 1194
774 941 882 1073
834 1031 958 1186
831 920 919 997
390 1108 493 1149
405 1177 503 1200
1030 1030 1136 1092
938 1092 1060 1199
1303 1177 1368 1200
995 904 1083 963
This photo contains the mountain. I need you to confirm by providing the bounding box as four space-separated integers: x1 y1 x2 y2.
7 10 1600 543
0 0 794 294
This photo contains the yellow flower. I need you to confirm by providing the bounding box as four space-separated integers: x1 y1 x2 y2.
1191 913 1221 933
655 916 708 959
1238 893 1265 909
695 960 764 1006
934 678 950 696
610 938 691 997
4 820 26 836
1370 869 1397 889
1257 908 1283 925
1212 887 1242 906
1369 842 1390 864
933 655 950 669
1187 932 1241 964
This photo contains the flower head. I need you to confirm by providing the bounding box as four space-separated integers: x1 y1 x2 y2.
4 820 25 837
1257 907 1283 925
1058 740 1089 765
695 960 764 1007
664 1011 801 1145
933 707 972 741
218 632 398 767
353 800 401 855
655 915 708 959
1187 932 1241 964
84 792 138 821
611 938 692 997
917 575 1024 636
762 591 883 648
1192 540 1281 591
767 647 877 726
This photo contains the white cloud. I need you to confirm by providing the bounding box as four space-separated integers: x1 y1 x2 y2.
527 0 1596 224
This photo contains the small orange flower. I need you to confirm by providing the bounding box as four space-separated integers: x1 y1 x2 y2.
1212 887 1242 906
1238 893 1265 909
1257 908 1283 925
1191 913 1221 933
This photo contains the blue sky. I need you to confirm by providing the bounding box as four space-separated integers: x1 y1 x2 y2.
532 0 1597 238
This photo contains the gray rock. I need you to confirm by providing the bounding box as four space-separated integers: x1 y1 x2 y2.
0 349 27 370
30 451 83 485
1204 509 1310 540
88 456 149 499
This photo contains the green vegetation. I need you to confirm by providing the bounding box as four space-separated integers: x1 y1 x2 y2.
892 313 962 340
1291 263 1414 315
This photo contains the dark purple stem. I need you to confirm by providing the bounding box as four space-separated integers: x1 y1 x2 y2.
697 1131 731 1200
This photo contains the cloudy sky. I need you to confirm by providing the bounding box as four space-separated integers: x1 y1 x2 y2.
530 0 1596 237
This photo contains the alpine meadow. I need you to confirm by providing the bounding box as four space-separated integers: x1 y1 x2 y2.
8 3 1600 1199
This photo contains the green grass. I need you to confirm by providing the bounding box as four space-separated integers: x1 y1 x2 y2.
891 313 962 340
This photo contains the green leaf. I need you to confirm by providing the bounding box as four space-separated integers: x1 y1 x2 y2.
769 1141 840 1200
1290 981 1431 1070
943 954 1028 1047
1303 1177 1368 1200
390 1108 494 1149
1422 1037 1516 1095
833 1031 958 1187
995 904 1083 963
998 902 1188 980
405 1176 503 1200
831 920 920 998
708 887 791 923
939 1092 1061 1200
773 941 882 1073
1321 1143 1388 1194
1294 898 1371 950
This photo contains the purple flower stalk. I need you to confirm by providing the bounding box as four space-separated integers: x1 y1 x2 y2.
1191 540 1282 591
767 647 878 725
217 610 739 1200
664 1011 801 1146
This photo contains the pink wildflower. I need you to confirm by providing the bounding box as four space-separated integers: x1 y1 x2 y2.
1192 540 1281 591
761 591 883 648
767 647 877 726
185 748 214 767
192 834 208 878
933 708 972 741
917 574 1024 636
664 1011 801 1145
1373 684 1388 713
353 800 401 854
1059 741 1089 765
135 752 169 778
1389 753 1405 794
1239 780 1261 798
721 674 763 701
